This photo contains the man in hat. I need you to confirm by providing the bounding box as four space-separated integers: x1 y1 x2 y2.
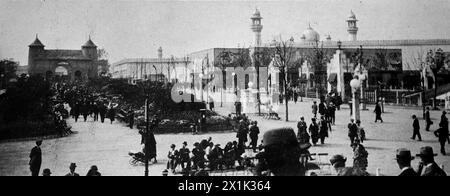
65 163 80 176
254 128 306 176
348 119 358 146
29 140 43 176
330 154 369 176
395 148 418 176
434 123 450 155
309 118 319 146
411 115 422 141
249 121 260 152
416 146 447 176
236 120 249 154
42 168 52 176
374 101 383 123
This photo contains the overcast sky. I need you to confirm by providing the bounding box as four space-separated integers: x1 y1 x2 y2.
1 0 450 65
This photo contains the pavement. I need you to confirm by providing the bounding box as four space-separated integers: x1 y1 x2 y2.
0 100 449 176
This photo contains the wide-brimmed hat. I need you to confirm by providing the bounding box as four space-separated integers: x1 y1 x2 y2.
395 148 414 161
330 154 347 165
70 163 77 168
416 146 438 158
263 128 298 147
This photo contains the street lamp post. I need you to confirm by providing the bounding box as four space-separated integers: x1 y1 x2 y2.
350 77 361 121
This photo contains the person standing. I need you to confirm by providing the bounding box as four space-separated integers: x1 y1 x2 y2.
352 139 368 171
374 101 383 123
439 111 449 131
167 144 178 172
92 102 99 122
297 117 308 139
318 101 327 117
395 148 418 176
329 103 336 125
108 103 117 124
356 120 366 143
309 118 319 146
416 146 447 176
73 102 80 122
237 120 249 153
411 115 422 141
434 124 449 155
312 101 318 118
348 119 358 146
29 140 43 176
65 163 80 176
249 121 260 152
425 107 432 131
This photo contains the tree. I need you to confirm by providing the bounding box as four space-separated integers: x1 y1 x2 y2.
97 48 109 60
271 36 296 121
0 59 18 89
304 41 333 99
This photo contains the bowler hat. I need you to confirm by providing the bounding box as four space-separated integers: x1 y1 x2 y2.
416 146 438 158
330 154 347 165
43 168 52 175
262 128 298 147
395 148 414 160
70 163 77 168
170 144 176 148
182 141 187 145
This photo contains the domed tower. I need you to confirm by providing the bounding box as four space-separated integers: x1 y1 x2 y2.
301 24 320 42
250 8 263 47
158 47 163 59
28 34 45 73
82 36 98 60
347 10 358 41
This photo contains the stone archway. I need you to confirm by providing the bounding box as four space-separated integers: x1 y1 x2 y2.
54 62 71 81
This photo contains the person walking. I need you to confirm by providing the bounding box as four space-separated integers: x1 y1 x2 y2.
352 139 368 171
329 103 336 125
99 102 107 123
236 120 249 153
356 120 366 143
29 140 43 176
374 101 383 123
425 107 432 131
107 103 117 124
128 107 135 129
312 101 318 118
92 102 99 122
73 102 80 122
297 117 308 140
348 119 358 146
416 146 447 176
309 118 319 146
319 116 328 145
249 121 260 152
411 115 422 141
395 148 418 176
434 124 449 155
65 163 80 176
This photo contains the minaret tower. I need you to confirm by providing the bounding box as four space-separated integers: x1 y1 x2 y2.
347 10 358 41
250 8 263 47
158 47 163 59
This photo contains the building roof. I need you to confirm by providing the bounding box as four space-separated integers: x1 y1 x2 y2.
29 37 45 47
251 8 262 19
347 10 358 21
82 38 97 48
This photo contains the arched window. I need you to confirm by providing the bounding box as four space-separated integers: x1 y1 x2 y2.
55 66 68 76
75 71 82 80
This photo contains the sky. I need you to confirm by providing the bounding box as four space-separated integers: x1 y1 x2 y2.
1 0 450 65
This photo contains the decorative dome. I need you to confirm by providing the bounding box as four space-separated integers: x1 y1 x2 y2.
301 24 320 42
251 8 262 19
82 36 97 48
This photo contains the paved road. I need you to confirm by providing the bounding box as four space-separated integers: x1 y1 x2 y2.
0 100 449 176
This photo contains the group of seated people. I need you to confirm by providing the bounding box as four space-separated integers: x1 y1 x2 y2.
167 137 259 175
